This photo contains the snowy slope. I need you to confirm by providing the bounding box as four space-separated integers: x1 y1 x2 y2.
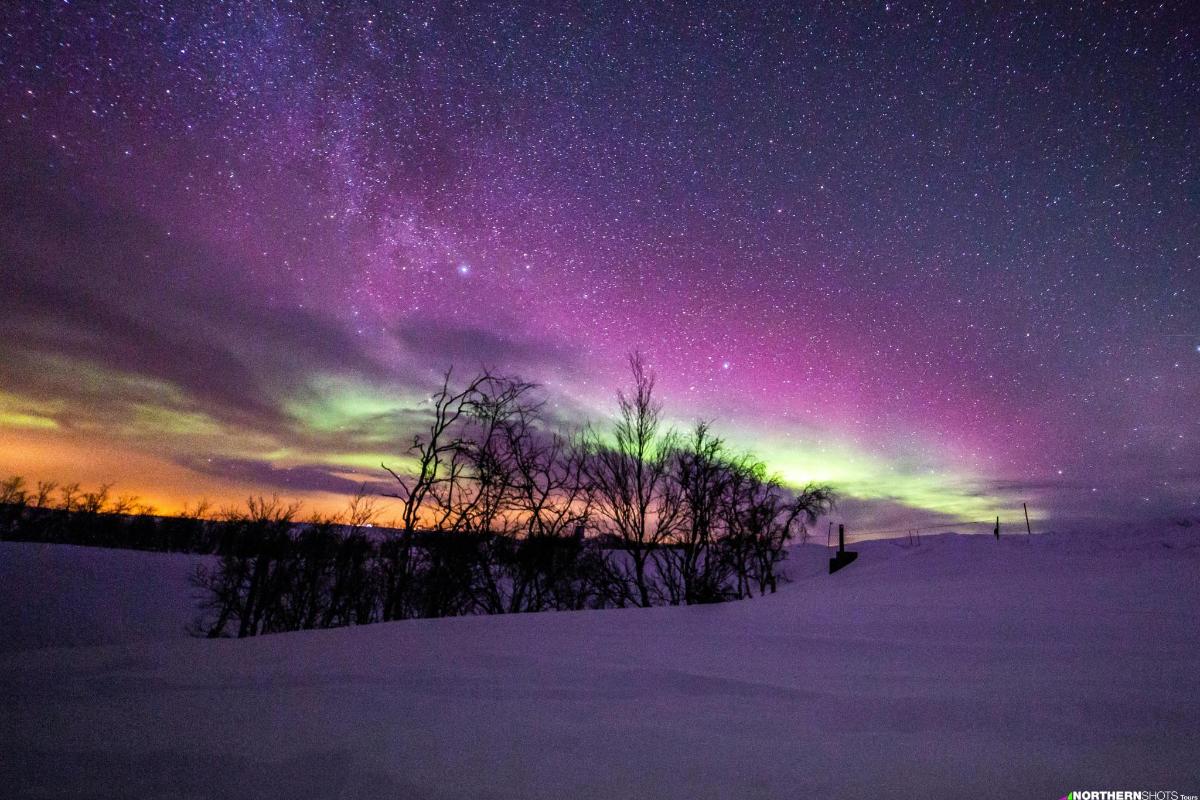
1 530 1198 799
0 542 207 653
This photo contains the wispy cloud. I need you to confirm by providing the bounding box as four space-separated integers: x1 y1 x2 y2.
0 173 388 434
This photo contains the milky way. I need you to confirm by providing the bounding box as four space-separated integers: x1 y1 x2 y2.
1 3 1197 529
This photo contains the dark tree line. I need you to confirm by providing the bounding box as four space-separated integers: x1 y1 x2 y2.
0 476 220 552
2 355 834 638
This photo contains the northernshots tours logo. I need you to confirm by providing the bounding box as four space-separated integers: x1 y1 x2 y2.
1061 792 1195 800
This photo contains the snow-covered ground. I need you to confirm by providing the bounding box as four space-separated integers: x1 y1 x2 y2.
1 529 1198 799
0 542 207 653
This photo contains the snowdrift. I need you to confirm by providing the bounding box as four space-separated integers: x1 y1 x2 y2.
0 542 208 653
2 529 1197 798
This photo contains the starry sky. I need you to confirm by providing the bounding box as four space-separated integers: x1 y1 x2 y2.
1 2 1197 531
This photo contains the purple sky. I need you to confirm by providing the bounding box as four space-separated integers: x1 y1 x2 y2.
1 3 1197 530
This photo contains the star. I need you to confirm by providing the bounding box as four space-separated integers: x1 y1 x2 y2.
0 1 1193 527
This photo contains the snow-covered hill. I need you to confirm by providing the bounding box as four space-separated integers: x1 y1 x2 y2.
2 530 1197 799
0 542 207 653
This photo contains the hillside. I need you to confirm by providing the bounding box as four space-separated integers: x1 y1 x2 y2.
2 530 1197 798
0 542 207 653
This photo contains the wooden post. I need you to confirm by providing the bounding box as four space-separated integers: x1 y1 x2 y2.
829 523 858 574
994 515 1000 539
1023 503 1032 536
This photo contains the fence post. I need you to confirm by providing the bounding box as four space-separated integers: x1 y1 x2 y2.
829 523 858 574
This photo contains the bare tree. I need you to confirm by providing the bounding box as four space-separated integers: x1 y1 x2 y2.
582 353 683 607
0 475 28 505
175 357 837 633
79 483 113 514
324 485 380 627
33 480 57 509
57 482 81 513
721 461 834 597
109 493 142 516
658 423 736 604
182 498 212 521
0 476 29 539
439 374 536 536
380 369 496 620
344 484 379 532
190 496 300 638
505 421 594 612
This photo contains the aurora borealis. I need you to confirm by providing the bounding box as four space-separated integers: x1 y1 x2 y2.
1 3 1197 531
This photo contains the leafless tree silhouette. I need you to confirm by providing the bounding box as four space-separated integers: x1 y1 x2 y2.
582 353 684 607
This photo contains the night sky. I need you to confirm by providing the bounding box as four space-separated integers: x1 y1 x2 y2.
1 2 1197 530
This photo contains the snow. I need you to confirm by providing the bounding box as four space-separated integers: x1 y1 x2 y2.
2 529 1198 798
0 542 208 653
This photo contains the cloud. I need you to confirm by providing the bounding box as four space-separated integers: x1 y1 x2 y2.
176 456 390 497
0 168 386 434
826 495 978 538
393 315 578 376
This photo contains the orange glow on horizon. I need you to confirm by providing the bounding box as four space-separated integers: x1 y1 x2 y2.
1 427 383 520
